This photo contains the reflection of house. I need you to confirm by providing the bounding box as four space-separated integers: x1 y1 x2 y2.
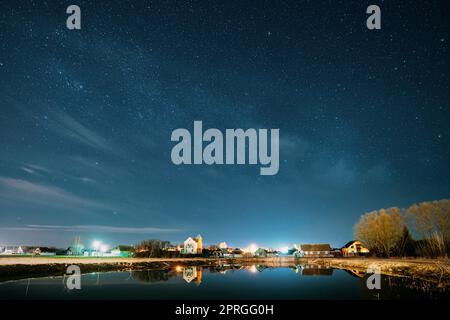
296 244 332 257
344 269 365 278
182 266 202 285
182 235 203 255
341 241 369 257
300 264 334 276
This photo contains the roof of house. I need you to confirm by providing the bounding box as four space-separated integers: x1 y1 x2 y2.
300 244 331 251
342 240 363 248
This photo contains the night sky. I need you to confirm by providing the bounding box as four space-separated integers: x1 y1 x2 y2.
0 1 449 249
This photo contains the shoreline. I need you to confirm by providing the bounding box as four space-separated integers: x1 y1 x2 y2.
0 256 449 286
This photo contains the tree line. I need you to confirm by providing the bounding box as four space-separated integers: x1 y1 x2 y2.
354 199 450 257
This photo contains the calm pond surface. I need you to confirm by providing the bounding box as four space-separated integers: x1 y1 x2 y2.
0 264 448 300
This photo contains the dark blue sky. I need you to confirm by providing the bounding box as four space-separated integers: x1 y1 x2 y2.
0 0 449 249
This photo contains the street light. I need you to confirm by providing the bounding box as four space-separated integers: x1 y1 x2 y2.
100 244 108 254
247 244 257 253
279 246 289 254
92 240 101 256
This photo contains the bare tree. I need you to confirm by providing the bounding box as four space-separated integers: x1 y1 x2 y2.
355 207 405 257
407 199 450 257
135 239 171 258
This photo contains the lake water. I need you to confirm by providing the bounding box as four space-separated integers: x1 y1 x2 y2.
0 264 448 300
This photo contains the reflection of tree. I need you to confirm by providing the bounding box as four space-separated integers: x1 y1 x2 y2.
360 274 449 299
255 265 268 272
131 270 172 283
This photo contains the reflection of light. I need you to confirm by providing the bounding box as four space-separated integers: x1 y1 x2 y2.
248 265 257 273
175 266 183 272
100 245 108 253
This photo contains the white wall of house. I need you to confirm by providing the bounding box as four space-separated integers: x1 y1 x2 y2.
183 237 198 254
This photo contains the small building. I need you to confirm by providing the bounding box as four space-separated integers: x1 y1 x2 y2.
331 248 342 257
296 244 333 257
341 240 369 257
181 235 203 255
110 245 134 257
219 242 228 249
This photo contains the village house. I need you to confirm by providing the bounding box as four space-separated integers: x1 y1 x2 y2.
295 244 333 257
110 245 134 257
218 242 228 249
341 240 369 256
0 246 22 255
181 235 203 255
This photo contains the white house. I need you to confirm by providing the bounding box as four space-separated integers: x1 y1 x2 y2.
182 237 198 254
219 242 228 249
182 235 202 254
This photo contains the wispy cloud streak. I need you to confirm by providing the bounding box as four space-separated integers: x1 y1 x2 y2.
0 177 109 210
1 225 180 234
48 109 121 156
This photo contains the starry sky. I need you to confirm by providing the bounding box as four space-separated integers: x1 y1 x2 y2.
0 0 449 249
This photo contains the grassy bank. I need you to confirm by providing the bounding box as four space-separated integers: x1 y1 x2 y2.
309 257 450 287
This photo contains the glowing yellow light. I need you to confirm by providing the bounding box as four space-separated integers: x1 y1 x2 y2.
175 266 183 272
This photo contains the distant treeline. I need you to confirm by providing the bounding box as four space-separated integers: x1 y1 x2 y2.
355 199 450 258
134 239 180 258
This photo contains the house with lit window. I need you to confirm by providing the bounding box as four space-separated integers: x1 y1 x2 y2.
341 240 369 256
295 244 333 257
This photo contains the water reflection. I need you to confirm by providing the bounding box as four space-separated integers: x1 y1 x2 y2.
180 266 202 285
130 264 339 284
344 269 365 278
131 269 172 283
1 264 448 300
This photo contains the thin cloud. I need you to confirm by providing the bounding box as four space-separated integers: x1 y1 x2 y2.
0 177 110 210
2 224 180 234
20 167 38 175
48 109 121 156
